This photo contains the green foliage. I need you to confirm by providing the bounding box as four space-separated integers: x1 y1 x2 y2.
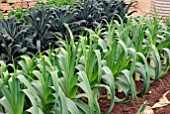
36 0 76 8
35 1 46 7
0 12 3 19
46 0 76 7
8 8 25 20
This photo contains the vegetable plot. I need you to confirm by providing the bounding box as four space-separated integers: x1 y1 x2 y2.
0 0 135 64
0 14 170 113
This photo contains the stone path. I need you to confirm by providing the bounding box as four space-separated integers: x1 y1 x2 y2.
0 0 46 18
125 0 151 17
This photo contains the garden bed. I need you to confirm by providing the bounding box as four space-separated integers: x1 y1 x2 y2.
99 70 170 114
0 0 170 113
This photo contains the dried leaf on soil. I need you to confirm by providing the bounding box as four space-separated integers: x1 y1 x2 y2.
152 90 170 108
137 101 154 114
140 106 154 114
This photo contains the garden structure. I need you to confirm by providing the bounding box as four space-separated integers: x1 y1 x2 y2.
150 0 170 20
0 0 170 114
125 0 150 16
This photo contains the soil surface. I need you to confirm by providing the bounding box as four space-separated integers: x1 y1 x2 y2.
99 70 170 114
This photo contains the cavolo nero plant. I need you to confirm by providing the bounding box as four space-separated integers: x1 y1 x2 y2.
23 6 55 52
0 17 32 64
50 5 85 38
73 0 136 30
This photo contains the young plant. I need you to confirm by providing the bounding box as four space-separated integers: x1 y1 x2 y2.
0 63 25 114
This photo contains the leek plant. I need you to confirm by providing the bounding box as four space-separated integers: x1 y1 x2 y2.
0 63 25 114
78 29 116 113
145 16 170 80
89 20 150 102
112 15 170 81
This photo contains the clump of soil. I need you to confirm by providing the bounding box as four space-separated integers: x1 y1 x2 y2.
99 70 170 114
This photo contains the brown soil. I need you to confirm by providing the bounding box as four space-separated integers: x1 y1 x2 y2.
99 70 170 114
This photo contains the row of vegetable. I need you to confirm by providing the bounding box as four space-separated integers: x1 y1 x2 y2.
0 0 135 64
0 0 170 113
